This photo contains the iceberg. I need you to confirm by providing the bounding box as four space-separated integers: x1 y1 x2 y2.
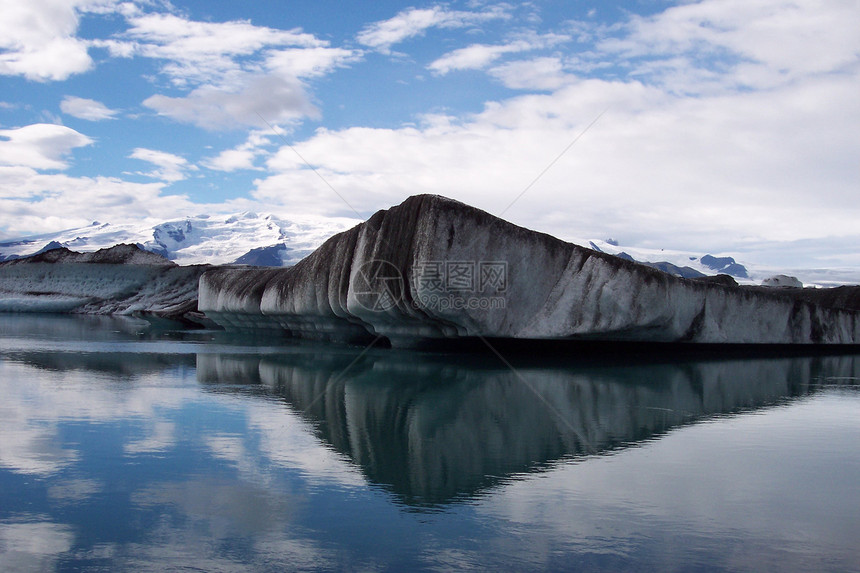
762 274 803 288
0 244 207 321
200 195 860 347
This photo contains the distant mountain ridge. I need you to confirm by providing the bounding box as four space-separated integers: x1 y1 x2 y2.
700 255 749 278
0 243 174 266
0 212 360 267
588 242 749 280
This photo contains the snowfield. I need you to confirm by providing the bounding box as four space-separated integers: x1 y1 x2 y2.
0 212 360 267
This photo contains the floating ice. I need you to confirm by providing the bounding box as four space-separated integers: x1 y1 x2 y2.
200 195 860 347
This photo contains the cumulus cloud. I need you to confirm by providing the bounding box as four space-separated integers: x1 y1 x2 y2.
599 0 860 92
143 74 318 130
202 130 274 172
129 147 195 182
428 33 571 75
264 46 361 78
60 96 119 121
119 12 325 86
203 149 258 172
0 0 98 81
0 167 203 237
116 11 358 130
429 43 523 75
488 57 572 90
0 124 93 170
357 5 510 54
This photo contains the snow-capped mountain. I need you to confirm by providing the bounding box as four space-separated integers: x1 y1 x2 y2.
0 212 361 267
587 241 750 280
585 239 859 287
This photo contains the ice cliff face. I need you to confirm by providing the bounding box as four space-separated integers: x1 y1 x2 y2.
199 195 860 346
0 245 207 320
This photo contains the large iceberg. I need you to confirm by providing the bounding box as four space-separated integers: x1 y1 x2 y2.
0 244 207 320
200 195 860 347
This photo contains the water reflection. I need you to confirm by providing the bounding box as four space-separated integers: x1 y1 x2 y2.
197 350 859 506
3 315 858 509
2 315 859 572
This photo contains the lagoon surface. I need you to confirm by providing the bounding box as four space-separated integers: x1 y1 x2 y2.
1 315 858 572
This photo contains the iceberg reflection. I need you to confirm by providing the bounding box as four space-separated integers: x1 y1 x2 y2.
197 350 859 505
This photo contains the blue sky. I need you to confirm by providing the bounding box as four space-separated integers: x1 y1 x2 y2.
1 0 858 269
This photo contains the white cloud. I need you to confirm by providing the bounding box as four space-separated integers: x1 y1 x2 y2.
429 43 522 75
0 0 93 81
121 12 324 86
428 33 571 75
600 0 860 91
129 147 195 182
0 167 207 238
264 46 361 78
203 130 275 173
489 57 572 90
60 96 119 121
0 124 93 170
357 5 510 54
143 74 318 130
0 0 122 81
203 149 258 172
116 12 358 131
0 37 92 82
0 1 494 85
256 0 856 268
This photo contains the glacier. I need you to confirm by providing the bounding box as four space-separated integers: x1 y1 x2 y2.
199 195 860 347
0 212 360 266
0 244 208 321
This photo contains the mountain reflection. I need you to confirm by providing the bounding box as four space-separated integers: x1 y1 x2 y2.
197 350 859 506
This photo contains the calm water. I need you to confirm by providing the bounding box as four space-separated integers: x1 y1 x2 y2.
0 315 858 572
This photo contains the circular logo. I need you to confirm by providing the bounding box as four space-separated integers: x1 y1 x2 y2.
351 259 404 312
